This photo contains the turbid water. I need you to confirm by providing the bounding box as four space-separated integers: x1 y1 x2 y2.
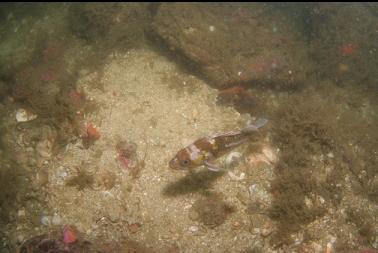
0 3 377 253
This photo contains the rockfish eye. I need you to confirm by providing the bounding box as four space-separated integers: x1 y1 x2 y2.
181 159 190 166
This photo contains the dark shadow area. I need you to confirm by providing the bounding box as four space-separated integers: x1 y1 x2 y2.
145 27 212 87
162 169 225 197
189 192 235 228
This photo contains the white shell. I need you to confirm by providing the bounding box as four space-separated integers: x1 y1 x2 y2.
16 108 37 122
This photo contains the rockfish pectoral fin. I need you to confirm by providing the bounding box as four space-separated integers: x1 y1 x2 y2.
241 118 268 134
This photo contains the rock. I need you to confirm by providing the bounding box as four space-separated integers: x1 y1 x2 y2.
36 168 49 187
69 3 151 45
310 3 378 88
260 222 273 237
153 3 311 88
0 5 70 78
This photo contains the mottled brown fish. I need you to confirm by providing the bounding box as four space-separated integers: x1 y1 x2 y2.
169 118 268 172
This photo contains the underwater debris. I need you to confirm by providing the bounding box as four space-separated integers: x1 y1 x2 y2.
66 167 94 191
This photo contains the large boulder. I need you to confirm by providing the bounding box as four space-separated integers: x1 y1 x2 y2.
153 3 312 88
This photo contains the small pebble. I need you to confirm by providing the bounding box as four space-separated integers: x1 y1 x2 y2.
209 25 215 32
128 222 141 233
18 209 26 217
261 226 273 237
249 184 258 195
16 234 24 243
232 221 242 230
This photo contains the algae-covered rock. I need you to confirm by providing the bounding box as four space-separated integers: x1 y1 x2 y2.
153 3 311 88
0 4 70 78
69 3 151 48
310 3 378 88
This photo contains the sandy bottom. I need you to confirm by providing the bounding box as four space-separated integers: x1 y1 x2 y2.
41 48 276 252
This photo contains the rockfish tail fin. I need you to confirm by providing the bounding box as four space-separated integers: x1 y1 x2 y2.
241 118 268 134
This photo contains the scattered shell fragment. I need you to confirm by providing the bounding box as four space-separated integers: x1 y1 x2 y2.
15 108 37 122
209 25 215 32
189 225 199 233
327 152 334 158
249 184 270 202
261 145 278 164
51 214 62 225
225 152 242 167
228 171 245 181
41 215 51 225
36 139 53 158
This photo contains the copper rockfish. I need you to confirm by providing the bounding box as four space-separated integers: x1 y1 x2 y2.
169 118 268 172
